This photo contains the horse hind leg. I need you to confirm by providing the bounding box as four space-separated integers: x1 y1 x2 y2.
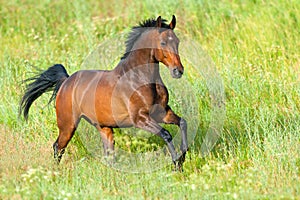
96 126 115 163
53 124 77 163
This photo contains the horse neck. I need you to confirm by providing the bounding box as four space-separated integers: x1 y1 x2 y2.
116 49 161 82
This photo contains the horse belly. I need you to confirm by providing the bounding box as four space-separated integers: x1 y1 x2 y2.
93 78 133 128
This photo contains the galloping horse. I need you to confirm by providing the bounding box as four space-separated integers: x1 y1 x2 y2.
19 15 188 170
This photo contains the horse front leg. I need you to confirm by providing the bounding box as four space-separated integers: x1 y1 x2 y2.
134 112 180 166
162 105 188 171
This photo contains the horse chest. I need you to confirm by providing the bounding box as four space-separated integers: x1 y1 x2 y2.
154 83 169 107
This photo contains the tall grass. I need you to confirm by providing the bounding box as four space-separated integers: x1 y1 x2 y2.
0 0 299 199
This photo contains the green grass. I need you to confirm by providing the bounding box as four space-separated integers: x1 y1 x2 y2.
1 0 300 199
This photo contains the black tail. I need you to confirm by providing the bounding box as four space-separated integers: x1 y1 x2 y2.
19 64 69 120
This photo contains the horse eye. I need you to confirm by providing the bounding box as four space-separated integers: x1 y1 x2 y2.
160 41 166 46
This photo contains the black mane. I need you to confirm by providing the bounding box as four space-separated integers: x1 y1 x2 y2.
121 18 171 59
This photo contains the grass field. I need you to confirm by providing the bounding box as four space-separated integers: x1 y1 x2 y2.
1 0 300 199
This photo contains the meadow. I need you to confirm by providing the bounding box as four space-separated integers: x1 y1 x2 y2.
0 0 299 199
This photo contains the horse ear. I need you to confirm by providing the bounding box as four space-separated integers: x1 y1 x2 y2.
156 16 162 28
169 15 176 30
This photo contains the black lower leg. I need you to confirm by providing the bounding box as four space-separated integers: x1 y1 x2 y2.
53 141 65 163
179 118 188 152
174 118 188 171
159 129 179 162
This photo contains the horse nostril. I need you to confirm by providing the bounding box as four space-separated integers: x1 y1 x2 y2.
173 68 183 75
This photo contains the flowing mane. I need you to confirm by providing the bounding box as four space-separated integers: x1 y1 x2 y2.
121 18 171 59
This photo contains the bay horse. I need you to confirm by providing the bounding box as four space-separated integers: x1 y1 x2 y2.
19 15 188 170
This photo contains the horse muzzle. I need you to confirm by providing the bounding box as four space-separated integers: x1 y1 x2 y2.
171 67 183 79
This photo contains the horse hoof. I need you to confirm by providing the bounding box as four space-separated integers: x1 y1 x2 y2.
172 152 186 172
